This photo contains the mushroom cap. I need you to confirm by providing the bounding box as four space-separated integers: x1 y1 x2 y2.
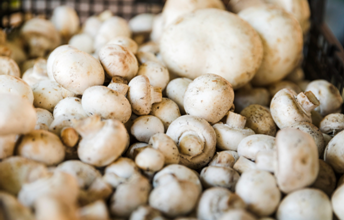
200 166 240 190
136 51 161 65
17 130 65 166
0 56 20 77
135 148 165 172
237 134 276 161
324 130 344 173
35 108 53 130
129 13 155 34
306 80 343 116
52 48 105 95
0 134 17 159
137 61 169 90
311 159 336 197
107 36 138 54
275 128 319 193
277 188 332 220
197 187 246 220
0 191 35 220
160 9 263 89
184 74 234 124
104 157 139 188
240 104 277 136
149 133 180 165
166 77 192 114
53 97 88 119
0 75 34 104
82 86 132 123
131 115 164 143
151 98 181 130
332 184 344 219
99 44 138 80
51 6 80 40
218 209 257 220
319 113 344 135
138 41 160 54
209 150 239 168
47 45 76 82
68 33 94 54
82 16 102 39
126 143 149 160
166 115 216 169
236 170 281 217
234 87 270 113
0 94 36 136
239 6 303 86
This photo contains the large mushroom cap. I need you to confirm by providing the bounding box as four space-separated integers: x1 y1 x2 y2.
160 9 263 89
0 75 34 104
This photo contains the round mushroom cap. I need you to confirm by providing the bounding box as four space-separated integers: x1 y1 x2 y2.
239 6 303 86
0 75 34 104
82 16 102 39
135 148 165 172
319 113 344 135
275 128 319 193
166 115 216 169
52 48 105 95
236 170 281 217
129 13 155 34
237 134 275 161
184 74 234 124
99 44 138 80
131 115 164 143
197 187 246 220
324 130 344 173
218 209 257 220
200 166 240 190
277 188 332 220
68 33 94 54
0 56 20 77
53 97 88 119
306 80 343 116
332 184 344 219
209 151 239 168
137 61 169 90
51 6 79 40
0 94 36 136
107 36 138 54
47 45 76 82
35 108 54 130
103 157 139 187
82 86 132 123
151 98 181 130
166 77 192 114
149 133 180 165
160 9 263 89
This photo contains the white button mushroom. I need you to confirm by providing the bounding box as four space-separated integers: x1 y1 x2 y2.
150 98 181 130
332 184 344 219
166 115 216 169
129 13 155 35
324 130 344 173
0 56 20 77
200 165 240 190
184 74 234 124
82 16 102 39
99 44 138 80
51 6 80 42
68 33 94 54
319 113 344 135
238 6 303 86
0 75 34 104
128 75 162 115
0 191 35 220
234 85 270 113
277 188 332 220
136 51 162 65
237 134 275 162
47 45 76 82
165 78 192 115
149 133 180 165
311 159 336 197
137 61 169 90
107 36 138 54
197 187 246 220
160 9 263 89
82 86 132 123
131 115 164 143
53 97 88 119
135 148 165 172
235 170 281 217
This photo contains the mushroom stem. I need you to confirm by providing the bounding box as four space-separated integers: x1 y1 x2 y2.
60 127 79 147
178 131 204 158
150 87 162 104
233 156 256 174
226 112 246 129
296 91 320 113
73 115 104 138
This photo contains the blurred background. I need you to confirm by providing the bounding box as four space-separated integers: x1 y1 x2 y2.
326 0 344 45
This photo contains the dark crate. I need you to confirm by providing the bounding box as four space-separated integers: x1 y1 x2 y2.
1 0 344 103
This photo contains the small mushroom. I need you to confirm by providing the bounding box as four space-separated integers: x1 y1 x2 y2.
107 76 129 96
82 86 131 123
184 74 234 124
235 170 281 217
197 187 246 220
138 61 169 90
306 79 343 116
200 165 240 190
51 6 80 42
240 104 276 136
209 150 239 168
324 130 344 173
128 75 162 115
166 115 216 169
311 159 337 197
0 191 35 220
68 33 94 54
332 184 344 219
277 188 332 220
149 133 180 165
125 143 149 160
131 115 164 143
234 84 270 113
218 209 257 220
107 36 138 54
237 134 275 161
135 148 165 172
150 98 181 130
213 112 255 151
129 205 164 220
270 89 320 129
53 97 88 119
166 77 192 114
319 113 344 135
99 44 138 80
129 13 155 35
74 115 128 167
0 75 34 104
267 80 302 98
0 56 20 77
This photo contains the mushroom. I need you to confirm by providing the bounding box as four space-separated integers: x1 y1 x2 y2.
197 187 246 220
0 134 17 160
184 74 235 124
125 143 150 160
0 191 35 220
73 115 128 167
319 113 344 135
236 170 281 217
150 98 181 130
149 133 180 165
311 159 337 197
51 6 79 42
82 86 131 123
238 6 303 86
209 150 239 168
150 13 164 43
98 44 138 80
79 200 109 220
165 78 192 114
21 18 61 57
0 94 36 136
94 16 131 51
166 115 216 169
213 112 255 151
218 209 257 220
200 165 240 190
277 188 332 220
324 130 344 173
107 36 138 54
275 128 319 193
136 51 162 65
129 205 164 220
107 76 129 96
255 151 275 173
32 79 75 112
17 130 65 166
137 61 169 90
129 13 155 34
270 89 320 129
233 156 257 174
135 148 165 172
22 58 49 87
267 80 302 98
68 33 94 54
332 184 344 219
237 134 275 161
0 56 20 77
0 75 34 104
234 84 270 113
138 41 160 54
47 45 76 82
240 104 277 136
0 156 49 195
128 75 162 115
160 9 263 89
82 16 102 39
52 47 105 95
306 79 343 116
131 115 164 143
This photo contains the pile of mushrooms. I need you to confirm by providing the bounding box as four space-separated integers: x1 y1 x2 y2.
1 0 344 219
